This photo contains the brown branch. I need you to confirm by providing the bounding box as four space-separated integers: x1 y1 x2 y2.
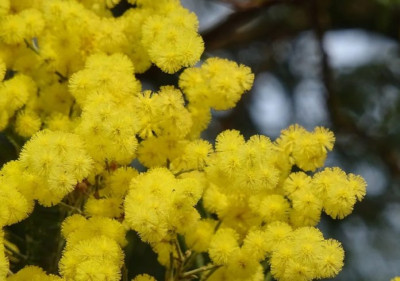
220 0 287 11
309 0 400 178
202 0 306 50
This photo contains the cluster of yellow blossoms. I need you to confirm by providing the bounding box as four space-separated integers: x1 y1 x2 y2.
0 0 369 280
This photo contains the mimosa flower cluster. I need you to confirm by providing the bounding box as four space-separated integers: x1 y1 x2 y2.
0 0 367 281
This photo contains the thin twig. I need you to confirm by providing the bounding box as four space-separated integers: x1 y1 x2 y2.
180 264 221 279
174 238 185 264
55 71 68 82
58 202 83 214
201 265 219 281
4 243 27 260
183 251 197 270
24 39 40 55
214 220 222 232
5 133 21 154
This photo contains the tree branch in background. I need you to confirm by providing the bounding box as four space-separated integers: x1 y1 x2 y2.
309 0 400 181
202 0 307 50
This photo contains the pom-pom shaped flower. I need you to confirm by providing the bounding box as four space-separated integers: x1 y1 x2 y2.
0 58 5 81
132 274 157 281
0 74 36 121
15 109 42 138
209 228 240 265
270 227 344 281
124 168 202 243
8 265 63 281
18 130 93 206
69 52 140 106
180 58 254 110
313 167 366 219
59 236 124 281
61 215 127 248
142 4 203 73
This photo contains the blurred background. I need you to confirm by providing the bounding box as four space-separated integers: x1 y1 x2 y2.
180 0 400 280
1 0 400 280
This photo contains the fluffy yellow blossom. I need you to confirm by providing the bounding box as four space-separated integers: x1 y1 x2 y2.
289 189 323 227
124 168 202 243
276 124 307 154
170 139 213 173
59 236 124 281
7 266 64 281
9 0 42 12
256 194 290 223
93 17 127 53
0 58 5 81
313 167 365 219
0 160 40 201
18 130 93 206
0 183 33 226
19 9 45 38
270 227 344 281
207 130 280 196
61 214 88 238
137 136 187 168
0 1 367 280
218 198 261 236
347 173 367 201
44 113 75 132
69 52 140 106
209 228 240 265
262 221 293 255
59 213 126 281
146 24 203 73
120 9 152 73
133 86 192 140
187 104 211 138
142 4 203 73
37 82 75 116
185 219 218 252
0 14 26 44
316 239 345 278
0 0 10 16
0 8 44 44
226 248 260 279
84 197 123 218
242 229 269 261
102 166 138 198
202 184 229 216
132 274 156 281
180 58 254 110
216 129 245 153
283 172 312 198
62 215 127 248
0 74 36 120
208 265 264 281
15 109 42 138
151 241 180 267
277 125 335 171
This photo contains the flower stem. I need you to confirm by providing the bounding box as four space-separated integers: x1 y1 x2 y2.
58 201 83 214
180 264 220 279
